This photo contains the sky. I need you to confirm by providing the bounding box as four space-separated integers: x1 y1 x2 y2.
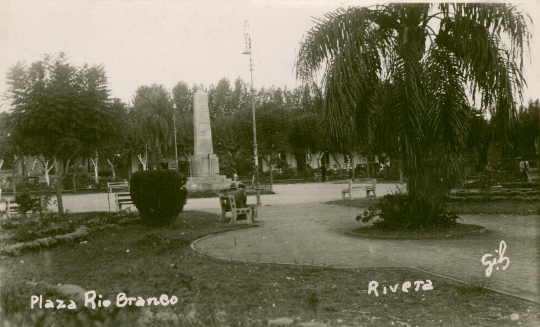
0 0 539 110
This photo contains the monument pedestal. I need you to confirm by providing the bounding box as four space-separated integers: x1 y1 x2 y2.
185 90 232 191
185 175 232 191
186 153 231 191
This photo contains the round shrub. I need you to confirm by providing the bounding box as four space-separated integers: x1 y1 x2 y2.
357 190 460 230
14 192 38 215
130 170 188 227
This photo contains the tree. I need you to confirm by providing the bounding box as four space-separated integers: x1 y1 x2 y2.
172 81 194 116
171 82 195 176
514 100 540 159
289 113 325 170
208 78 234 117
231 77 252 113
213 113 252 177
250 103 291 188
101 98 130 180
130 84 174 170
5 53 123 213
296 4 529 227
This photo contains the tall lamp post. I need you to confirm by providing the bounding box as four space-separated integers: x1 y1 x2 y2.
243 20 261 205
172 103 179 172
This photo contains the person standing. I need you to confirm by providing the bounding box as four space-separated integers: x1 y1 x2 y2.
321 164 327 182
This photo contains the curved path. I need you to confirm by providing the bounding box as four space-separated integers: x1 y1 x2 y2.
38 181 539 301
193 202 540 303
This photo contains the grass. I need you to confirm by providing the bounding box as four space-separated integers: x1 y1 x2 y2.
1 210 539 326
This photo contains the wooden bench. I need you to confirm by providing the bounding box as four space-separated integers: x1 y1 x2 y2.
218 195 255 225
0 199 40 218
314 173 322 182
0 199 18 219
342 179 377 199
108 180 130 193
115 192 134 211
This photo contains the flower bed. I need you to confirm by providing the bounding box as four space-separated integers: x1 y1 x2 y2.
449 188 540 202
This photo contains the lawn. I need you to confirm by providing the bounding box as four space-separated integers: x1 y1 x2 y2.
1 210 539 326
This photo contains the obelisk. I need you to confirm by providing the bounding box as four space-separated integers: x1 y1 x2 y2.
191 90 220 177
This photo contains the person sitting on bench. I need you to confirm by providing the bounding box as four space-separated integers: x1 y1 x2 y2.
234 183 258 222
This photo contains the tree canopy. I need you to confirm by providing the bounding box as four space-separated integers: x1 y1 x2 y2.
5 53 125 212
296 3 530 226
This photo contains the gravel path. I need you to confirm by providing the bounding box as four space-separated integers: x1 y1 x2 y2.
3 182 538 302
193 202 540 303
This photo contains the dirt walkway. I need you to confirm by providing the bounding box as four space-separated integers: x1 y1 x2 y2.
192 202 540 303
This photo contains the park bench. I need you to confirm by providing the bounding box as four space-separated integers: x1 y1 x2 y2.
115 192 134 211
314 173 322 182
0 199 40 218
108 180 130 193
218 194 255 225
342 178 377 200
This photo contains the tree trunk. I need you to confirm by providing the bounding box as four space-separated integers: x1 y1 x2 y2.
29 158 38 176
267 154 274 192
39 157 54 187
72 173 77 194
64 159 71 174
90 156 99 184
399 157 403 184
44 169 50 187
107 159 117 180
11 156 20 197
138 151 148 171
352 155 356 180
329 153 342 177
269 166 274 192
11 167 16 197
55 161 64 214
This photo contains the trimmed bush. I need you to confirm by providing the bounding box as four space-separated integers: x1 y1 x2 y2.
130 170 188 227
357 189 460 230
14 192 39 215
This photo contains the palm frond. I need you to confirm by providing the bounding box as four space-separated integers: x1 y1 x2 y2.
436 3 529 137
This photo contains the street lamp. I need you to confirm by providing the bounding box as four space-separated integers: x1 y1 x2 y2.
243 20 261 205
172 103 179 172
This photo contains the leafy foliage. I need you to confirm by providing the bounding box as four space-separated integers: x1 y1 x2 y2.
130 170 188 227
14 191 39 215
357 189 461 230
5 53 125 213
290 113 325 161
6 53 124 160
297 4 530 227
130 84 174 169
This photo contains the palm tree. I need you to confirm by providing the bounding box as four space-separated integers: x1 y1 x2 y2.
296 3 530 226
